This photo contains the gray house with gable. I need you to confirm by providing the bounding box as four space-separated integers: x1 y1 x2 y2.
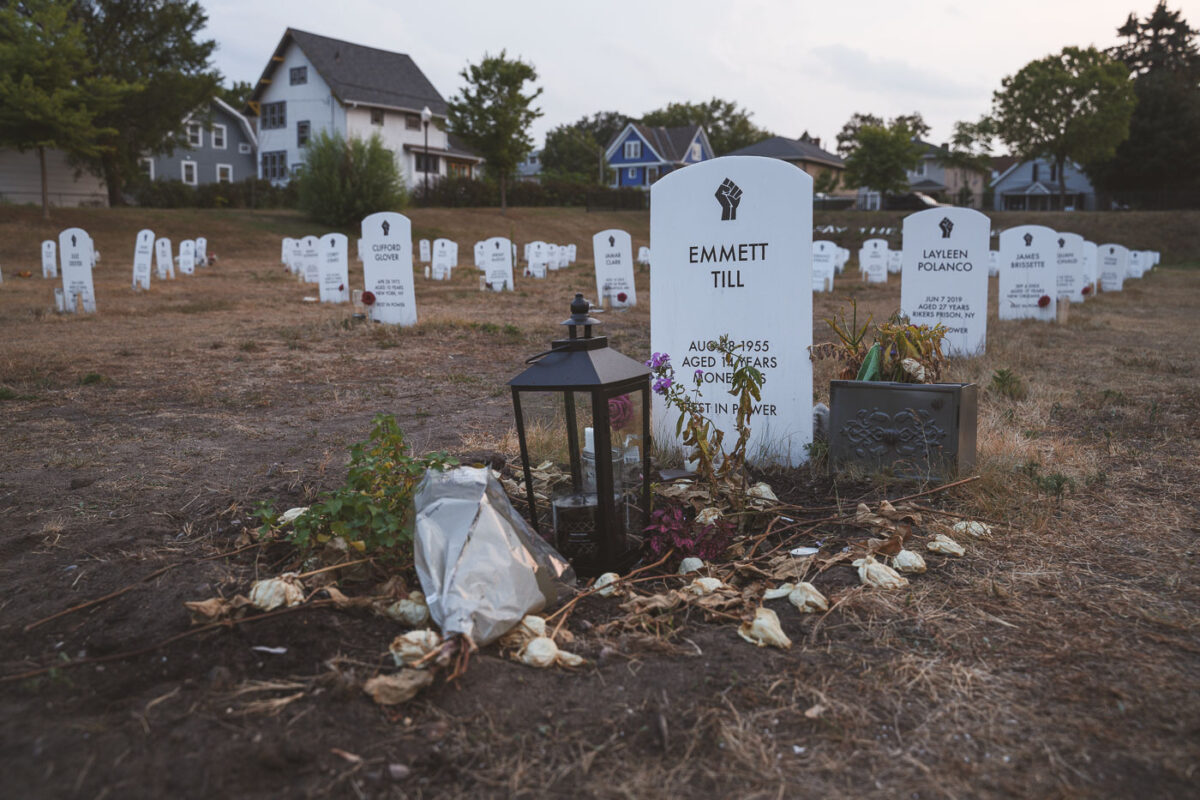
990 157 1097 211
141 98 258 186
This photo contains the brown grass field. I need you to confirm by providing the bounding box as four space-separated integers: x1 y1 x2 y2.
1 205 1198 799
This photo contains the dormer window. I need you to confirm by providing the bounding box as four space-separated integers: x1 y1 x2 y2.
690 142 702 160
290 67 307 85
624 140 641 159
187 123 202 147
370 108 384 126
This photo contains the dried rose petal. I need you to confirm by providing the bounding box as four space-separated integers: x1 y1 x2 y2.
1037 295 1051 308
361 291 376 306
617 292 628 302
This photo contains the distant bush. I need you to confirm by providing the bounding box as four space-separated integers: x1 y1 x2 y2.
294 132 407 227
131 177 296 209
412 175 647 209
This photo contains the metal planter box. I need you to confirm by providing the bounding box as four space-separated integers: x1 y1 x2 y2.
828 381 977 479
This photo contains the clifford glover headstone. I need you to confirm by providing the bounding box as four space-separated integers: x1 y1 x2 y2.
592 229 636 307
361 212 417 325
998 225 1056 322
483 236 514 290
319 233 350 303
132 229 154 291
1055 233 1087 303
900 208 989 357
1098 243 1128 292
650 156 813 466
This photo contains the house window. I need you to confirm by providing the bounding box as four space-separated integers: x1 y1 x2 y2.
261 150 288 180
261 102 286 130
448 161 470 178
187 123 202 147
416 153 440 173
297 121 310 147
690 142 701 160
212 123 227 149
181 160 197 186
370 108 384 126
623 141 641 159
216 164 232 183
406 113 421 130
1050 163 1058 181
915 161 926 176
140 158 154 180
627 167 637 180
1032 163 1039 181
290 66 307 85
238 142 252 154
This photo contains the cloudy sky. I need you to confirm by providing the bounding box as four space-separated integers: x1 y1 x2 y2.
204 0 1175 150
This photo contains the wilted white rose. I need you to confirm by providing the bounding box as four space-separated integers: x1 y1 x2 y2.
926 534 965 556
738 607 792 649
893 549 927 574
389 629 441 669
853 557 909 589
788 582 829 613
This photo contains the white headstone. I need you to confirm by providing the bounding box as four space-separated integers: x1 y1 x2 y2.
281 237 294 270
546 244 561 271
362 212 416 325
835 247 849 274
58 228 95 313
637 246 651 266
988 250 999 277
298 236 320 283
319 233 350 303
900 208 990 357
132 228 154 291
859 238 888 283
1128 250 1146 279
156 237 174 279
812 240 836 292
567 244 577 264
1098 243 1128 292
887 249 903 274
356 238 363 263
474 241 485 269
41 240 57 278
419 239 431 263
195 237 208 266
1055 233 1087 303
289 239 304 276
528 241 548 278
448 241 459 267
483 236 514 291
592 229 636 308
650 156 813 466
998 225 1057 322
178 240 196 275
431 238 453 280
1082 241 1098 296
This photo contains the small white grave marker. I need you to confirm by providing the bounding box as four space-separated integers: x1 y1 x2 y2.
1055 233 1087 303
132 228 154 291
319 233 350 303
637 246 651 267
59 228 96 313
419 239 431 262
812 240 836 292
527 241 548 278
988 250 999 277
361 212 416 325
1098 243 1128 292
195 237 208 266
592 229 635 307
156 238 174 280
887 249 902 274
298 236 321 283
1082 241 1098 296
483 236 514 291
998 225 1057 322
474 241 485 269
178 240 196 275
42 240 57 278
859 238 888 283
431 239 453 280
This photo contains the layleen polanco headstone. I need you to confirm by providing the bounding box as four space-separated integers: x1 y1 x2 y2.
132 229 154 291
41 240 57 278
650 155 813 466
860 238 888 283
419 239 431 263
1098 243 1128 292
1082 241 1099 293
900 208 990 357
998 225 1056 322
299 236 321 283
319 233 350 303
58 228 96 313
362 212 416 326
812 240 836 292
156 237 173 280
178 239 196 276
195 237 208 267
431 238 453 280
592 229 635 308
1055 233 1087 303
483 236 514 291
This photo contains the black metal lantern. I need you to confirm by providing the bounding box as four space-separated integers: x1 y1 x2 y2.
509 293 652 576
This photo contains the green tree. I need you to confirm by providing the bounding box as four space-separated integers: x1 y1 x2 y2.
294 131 406 227
447 50 542 213
836 111 928 157
936 118 997 175
640 97 771 155
840 116 926 199
1089 2 1200 199
73 0 222 205
991 46 1136 208
541 110 628 182
0 0 129 219
218 79 254 111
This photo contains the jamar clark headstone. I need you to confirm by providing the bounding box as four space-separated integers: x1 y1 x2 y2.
1098 243 1128 292
998 225 1056 322
483 236 515 291
650 155 813 467
132 228 154 291
1055 233 1087 303
592 229 636 308
361 212 417 326
319 233 350 303
900 207 990 357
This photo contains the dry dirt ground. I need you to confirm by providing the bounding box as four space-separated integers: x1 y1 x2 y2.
0 207 1198 799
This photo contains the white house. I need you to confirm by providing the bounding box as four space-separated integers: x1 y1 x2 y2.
246 29 481 189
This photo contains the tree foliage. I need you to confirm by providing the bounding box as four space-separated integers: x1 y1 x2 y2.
640 97 771 155
218 80 254 111
1089 2 1200 196
0 0 131 218
990 46 1136 204
447 50 542 212
840 115 926 196
295 131 406 227
936 118 998 175
541 110 628 182
837 112 928 157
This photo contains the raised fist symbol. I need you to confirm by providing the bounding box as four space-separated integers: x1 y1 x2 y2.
1023 233 1033 247
381 220 391 236
715 178 742 221
608 235 615 247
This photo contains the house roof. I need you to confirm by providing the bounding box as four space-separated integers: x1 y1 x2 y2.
212 97 257 147
724 136 844 169
249 29 447 116
605 123 703 164
909 178 947 192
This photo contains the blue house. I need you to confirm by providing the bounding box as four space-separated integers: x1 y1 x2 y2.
990 157 1097 211
141 98 258 187
604 123 712 189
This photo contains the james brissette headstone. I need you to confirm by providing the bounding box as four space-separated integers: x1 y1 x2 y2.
361 212 416 325
58 228 96 313
319 233 350 303
178 239 196 275
998 225 1056 322
900 208 989 357
41 240 57 278
483 236 514 291
860 238 888 283
132 228 154 291
1099 243 1128 292
592 229 635 308
1056 233 1087 303
650 156 813 466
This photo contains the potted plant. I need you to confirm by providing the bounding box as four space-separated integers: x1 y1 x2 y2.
815 302 977 479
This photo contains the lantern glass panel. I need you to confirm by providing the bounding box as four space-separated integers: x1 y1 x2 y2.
603 386 647 546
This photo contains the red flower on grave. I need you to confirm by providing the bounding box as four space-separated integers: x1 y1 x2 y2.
1081 285 1092 295
338 284 345 292
1037 294 1052 307
361 291 376 306
617 292 628 303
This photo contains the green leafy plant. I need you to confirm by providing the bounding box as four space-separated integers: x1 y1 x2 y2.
814 303 947 384
990 368 1027 400
295 131 407 227
287 415 456 561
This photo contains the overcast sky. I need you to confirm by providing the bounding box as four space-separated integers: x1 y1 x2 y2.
204 0 1185 150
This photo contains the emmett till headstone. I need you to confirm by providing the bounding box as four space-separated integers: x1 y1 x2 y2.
361 212 416 325
592 229 636 307
860 238 888 283
998 225 1056 322
58 228 96 313
179 240 196 276
156 238 173 280
1055 233 1086 303
319 233 350 303
650 156 813 466
1098 243 1128 292
483 236 514 290
132 229 154 291
42 240 56 278
900 208 989 356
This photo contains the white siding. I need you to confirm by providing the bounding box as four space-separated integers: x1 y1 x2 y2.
256 43 346 180
345 106 449 189
0 148 107 207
